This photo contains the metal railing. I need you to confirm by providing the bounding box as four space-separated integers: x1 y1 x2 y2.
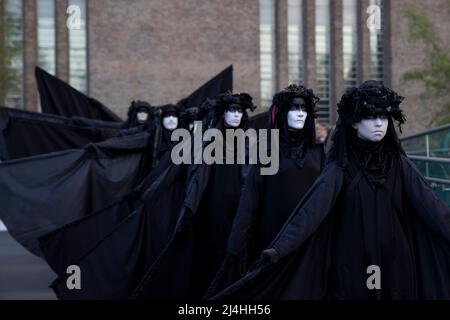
402 124 450 206
402 124 450 158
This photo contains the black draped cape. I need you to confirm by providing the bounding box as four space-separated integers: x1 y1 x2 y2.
0 132 153 256
214 156 450 300
0 106 123 161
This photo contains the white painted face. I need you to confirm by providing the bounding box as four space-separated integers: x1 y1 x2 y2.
162 116 178 131
224 107 243 128
353 116 389 142
288 98 308 130
287 109 308 130
137 112 149 123
287 97 308 130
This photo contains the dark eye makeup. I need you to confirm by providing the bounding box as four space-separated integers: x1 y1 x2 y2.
289 105 307 112
226 107 243 114
364 114 388 120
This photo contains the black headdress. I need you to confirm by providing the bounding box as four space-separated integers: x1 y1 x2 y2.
179 106 206 129
126 100 153 126
269 84 320 147
149 104 181 168
336 80 406 128
328 80 407 167
158 104 179 118
204 91 256 129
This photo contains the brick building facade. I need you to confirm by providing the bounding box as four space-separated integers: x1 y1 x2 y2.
2 0 450 133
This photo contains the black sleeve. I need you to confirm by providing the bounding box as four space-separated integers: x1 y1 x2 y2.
318 144 326 171
271 161 344 258
401 156 450 242
227 165 264 257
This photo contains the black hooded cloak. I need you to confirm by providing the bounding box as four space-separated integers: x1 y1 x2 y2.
205 85 325 298
213 81 450 300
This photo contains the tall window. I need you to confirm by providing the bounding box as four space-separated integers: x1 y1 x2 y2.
343 0 358 89
37 0 56 75
369 0 385 83
315 0 331 122
2 0 24 108
260 0 277 109
287 0 304 85
69 0 88 93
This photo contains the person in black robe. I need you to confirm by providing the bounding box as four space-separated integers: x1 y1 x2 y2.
151 104 180 167
128 92 257 300
205 84 325 298
213 80 450 300
119 100 155 137
38 102 209 299
120 103 180 168
125 100 153 127
179 106 205 132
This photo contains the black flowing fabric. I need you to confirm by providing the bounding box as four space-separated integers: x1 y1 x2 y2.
205 134 325 298
0 132 154 257
130 134 249 300
0 106 123 161
213 153 450 300
177 66 233 108
37 129 189 299
35 67 122 122
38 155 189 299
153 128 177 164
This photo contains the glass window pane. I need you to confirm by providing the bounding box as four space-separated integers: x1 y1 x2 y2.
69 0 88 93
343 0 358 90
37 0 56 75
369 0 385 83
288 0 304 85
3 0 24 108
315 0 331 123
260 0 277 109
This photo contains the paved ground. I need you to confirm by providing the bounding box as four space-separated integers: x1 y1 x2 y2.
0 231 57 300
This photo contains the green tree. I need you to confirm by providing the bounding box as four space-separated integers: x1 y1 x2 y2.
0 0 23 106
402 5 450 126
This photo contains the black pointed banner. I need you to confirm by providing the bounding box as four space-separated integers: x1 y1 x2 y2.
177 65 233 108
35 67 122 122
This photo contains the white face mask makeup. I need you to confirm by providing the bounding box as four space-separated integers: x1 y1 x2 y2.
287 107 308 130
287 97 308 130
353 116 389 142
137 112 149 123
287 109 308 130
224 108 243 128
162 116 178 131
